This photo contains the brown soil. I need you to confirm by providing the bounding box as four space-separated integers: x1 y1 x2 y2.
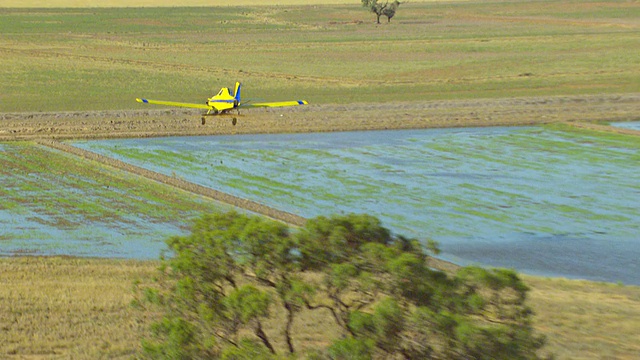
2 94 639 141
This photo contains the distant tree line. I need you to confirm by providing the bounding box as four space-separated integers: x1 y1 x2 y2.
134 211 548 359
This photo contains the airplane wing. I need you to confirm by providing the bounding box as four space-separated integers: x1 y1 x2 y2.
241 100 308 108
136 98 211 110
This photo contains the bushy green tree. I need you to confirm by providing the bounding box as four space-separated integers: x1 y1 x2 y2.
295 214 546 359
135 211 547 359
135 212 292 358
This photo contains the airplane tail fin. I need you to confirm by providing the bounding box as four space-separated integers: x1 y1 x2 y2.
233 82 241 103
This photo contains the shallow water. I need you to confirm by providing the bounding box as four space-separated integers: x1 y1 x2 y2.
73 126 640 284
611 121 640 131
0 143 236 258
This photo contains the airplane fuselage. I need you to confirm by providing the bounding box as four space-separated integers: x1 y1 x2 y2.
206 86 239 113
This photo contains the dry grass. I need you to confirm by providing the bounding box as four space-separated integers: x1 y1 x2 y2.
525 276 640 360
2 257 640 359
0 0 387 8
0 257 158 358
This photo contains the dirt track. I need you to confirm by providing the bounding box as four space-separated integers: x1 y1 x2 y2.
2 94 639 141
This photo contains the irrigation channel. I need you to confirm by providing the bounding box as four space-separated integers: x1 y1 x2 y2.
64 125 639 285
1 124 638 284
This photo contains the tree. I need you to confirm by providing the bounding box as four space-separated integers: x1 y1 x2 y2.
361 0 402 24
295 214 547 359
135 211 548 359
134 212 293 358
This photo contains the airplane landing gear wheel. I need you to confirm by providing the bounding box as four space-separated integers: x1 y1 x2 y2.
232 117 237 126
201 117 206 125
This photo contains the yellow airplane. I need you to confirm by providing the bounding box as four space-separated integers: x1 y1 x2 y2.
136 82 308 125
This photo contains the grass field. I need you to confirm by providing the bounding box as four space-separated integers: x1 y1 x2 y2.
1 256 639 359
1 0 361 7
1 1 639 359
1 1 638 111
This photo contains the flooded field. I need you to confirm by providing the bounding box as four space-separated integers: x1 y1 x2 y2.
612 121 640 131
73 126 640 284
0 143 237 258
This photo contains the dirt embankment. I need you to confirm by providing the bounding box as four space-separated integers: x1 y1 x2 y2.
36 139 308 226
2 94 639 141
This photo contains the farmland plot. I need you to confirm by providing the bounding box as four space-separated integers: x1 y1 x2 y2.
0 142 237 258
73 126 640 284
